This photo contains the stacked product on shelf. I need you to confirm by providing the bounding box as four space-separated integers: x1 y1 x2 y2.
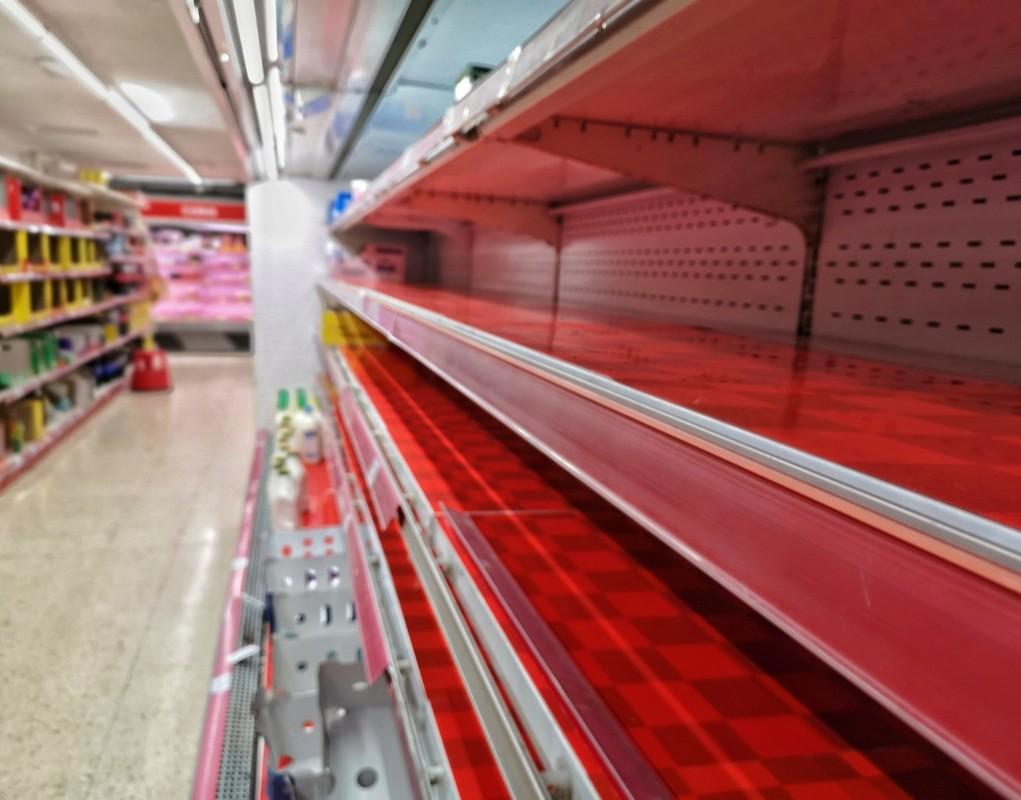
195 384 453 799
151 227 251 324
0 162 152 489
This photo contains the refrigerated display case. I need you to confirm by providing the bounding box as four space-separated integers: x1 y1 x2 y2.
151 225 251 352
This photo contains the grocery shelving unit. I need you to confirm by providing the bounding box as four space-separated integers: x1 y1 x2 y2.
0 161 152 490
309 2 1021 798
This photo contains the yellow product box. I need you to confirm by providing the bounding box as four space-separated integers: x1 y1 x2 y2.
321 309 343 345
128 300 151 332
54 236 72 271
322 309 381 347
10 397 46 442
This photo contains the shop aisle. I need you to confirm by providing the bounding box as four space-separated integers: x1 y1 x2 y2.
0 355 255 799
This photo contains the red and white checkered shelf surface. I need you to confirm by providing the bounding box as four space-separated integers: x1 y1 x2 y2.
334 342 995 798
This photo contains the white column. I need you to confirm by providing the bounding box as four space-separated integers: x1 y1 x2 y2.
247 178 340 423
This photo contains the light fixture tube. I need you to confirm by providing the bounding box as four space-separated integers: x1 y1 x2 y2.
267 66 286 169
230 0 264 84
263 0 278 63
252 83 277 179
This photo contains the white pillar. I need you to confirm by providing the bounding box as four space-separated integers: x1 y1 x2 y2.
247 178 340 423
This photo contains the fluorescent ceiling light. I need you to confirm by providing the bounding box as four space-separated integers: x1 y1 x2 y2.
0 0 202 185
252 83 277 179
264 0 278 63
107 89 156 132
231 0 264 84
185 0 200 24
119 82 175 124
267 67 286 168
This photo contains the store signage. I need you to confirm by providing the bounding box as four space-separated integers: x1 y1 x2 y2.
142 198 246 223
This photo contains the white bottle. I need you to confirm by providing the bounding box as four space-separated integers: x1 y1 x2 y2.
284 451 308 513
294 388 323 464
268 458 299 530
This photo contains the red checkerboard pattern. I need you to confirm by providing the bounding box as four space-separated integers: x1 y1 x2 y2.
351 281 1021 530
300 461 340 529
329 396 508 800
339 341 996 798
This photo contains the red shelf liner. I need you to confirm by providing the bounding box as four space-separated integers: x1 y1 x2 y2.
300 460 340 529
340 341 995 798
344 282 1021 531
325 391 509 800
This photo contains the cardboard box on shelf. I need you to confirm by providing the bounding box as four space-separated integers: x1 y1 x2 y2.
9 397 45 442
66 369 94 407
0 339 33 388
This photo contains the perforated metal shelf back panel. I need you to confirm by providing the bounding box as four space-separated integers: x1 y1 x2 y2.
471 229 557 300
813 135 1021 364
558 189 806 333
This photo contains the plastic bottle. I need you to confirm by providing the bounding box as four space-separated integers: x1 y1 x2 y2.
282 450 308 514
294 389 323 464
267 458 299 531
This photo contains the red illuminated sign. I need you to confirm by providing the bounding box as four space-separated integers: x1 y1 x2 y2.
143 197 246 223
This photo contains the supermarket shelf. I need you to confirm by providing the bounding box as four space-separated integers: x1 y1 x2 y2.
321 345 552 798
0 376 127 491
191 431 267 800
0 218 106 238
324 280 1021 577
322 278 1021 797
316 380 462 799
147 217 248 235
324 340 1002 798
154 318 250 334
109 253 148 266
0 328 149 405
0 267 112 284
0 290 148 338
113 273 148 285
335 0 1021 235
95 224 147 238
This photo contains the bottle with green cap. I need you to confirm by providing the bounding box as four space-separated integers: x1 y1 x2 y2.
274 388 292 431
294 387 323 464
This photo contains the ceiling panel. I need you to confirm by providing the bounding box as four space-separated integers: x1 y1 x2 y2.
0 0 243 180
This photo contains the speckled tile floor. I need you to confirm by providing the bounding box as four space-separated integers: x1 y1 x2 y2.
0 355 255 799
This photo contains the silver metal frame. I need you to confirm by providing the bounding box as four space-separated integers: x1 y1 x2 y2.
316 378 459 800
322 342 596 800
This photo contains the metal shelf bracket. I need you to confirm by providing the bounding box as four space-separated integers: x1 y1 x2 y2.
519 116 821 232
401 190 560 246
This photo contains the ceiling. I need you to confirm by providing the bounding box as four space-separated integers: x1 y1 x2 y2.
339 0 567 180
0 0 570 188
0 0 244 182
